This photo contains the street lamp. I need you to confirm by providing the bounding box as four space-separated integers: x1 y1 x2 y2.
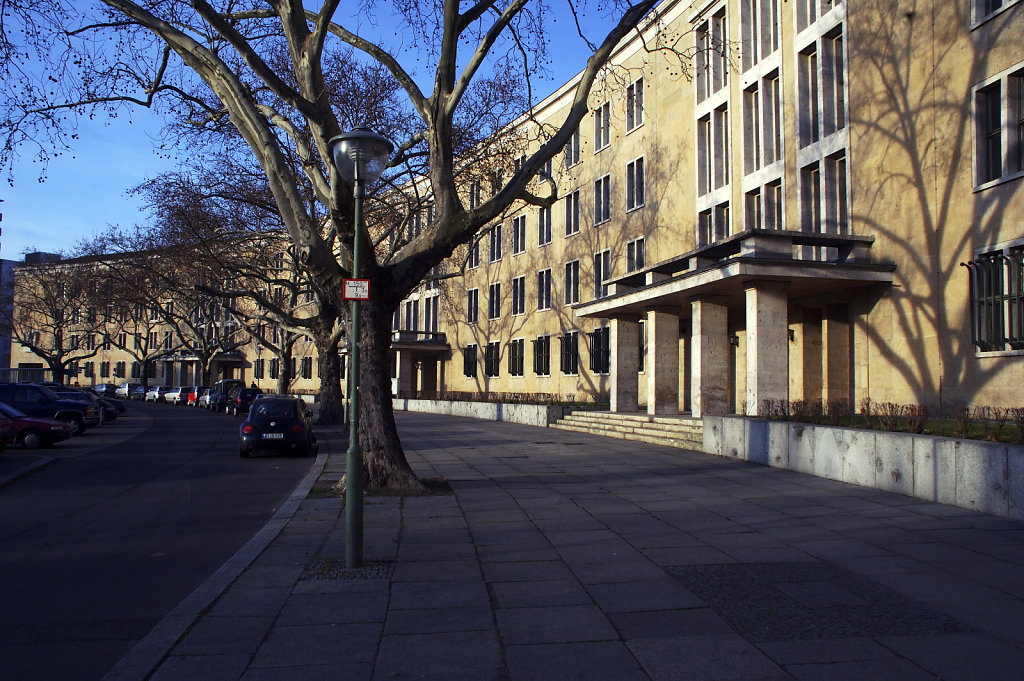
329 126 393 569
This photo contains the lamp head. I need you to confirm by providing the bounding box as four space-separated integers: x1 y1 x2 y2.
329 126 394 184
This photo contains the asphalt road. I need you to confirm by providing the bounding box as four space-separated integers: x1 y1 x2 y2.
0 400 314 681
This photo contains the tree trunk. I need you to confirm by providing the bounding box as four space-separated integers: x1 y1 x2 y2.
356 296 424 492
315 332 344 425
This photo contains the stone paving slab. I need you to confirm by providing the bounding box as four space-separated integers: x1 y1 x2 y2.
117 412 1024 681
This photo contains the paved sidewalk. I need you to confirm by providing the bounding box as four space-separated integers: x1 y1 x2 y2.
107 412 1024 681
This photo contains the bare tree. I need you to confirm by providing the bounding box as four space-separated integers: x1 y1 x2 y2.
2 0 667 490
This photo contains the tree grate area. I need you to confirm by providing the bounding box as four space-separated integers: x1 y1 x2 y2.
301 558 395 582
669 562 974 642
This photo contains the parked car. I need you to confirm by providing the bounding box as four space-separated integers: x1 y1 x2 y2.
239 396 317 458
52 388 118 424
198 388 218 409
0 402 74 448
0 383 101 435
186 386 206 407
93 383 119 398
129 385 148 400
226 386 263 416
116 382 141 399
145 386 171 403
165 386 194 405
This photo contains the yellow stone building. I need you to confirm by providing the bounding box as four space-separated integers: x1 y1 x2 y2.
394 0 1024 416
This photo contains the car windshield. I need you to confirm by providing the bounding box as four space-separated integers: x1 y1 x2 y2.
251 401 297 423
0 402 27 418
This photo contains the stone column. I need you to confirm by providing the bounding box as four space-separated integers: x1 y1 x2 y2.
610 316 641 412
646 307 680 415
823 303 851 403
745 281 790 415
396 351 415 396
690 295 730 417
420 357 438 395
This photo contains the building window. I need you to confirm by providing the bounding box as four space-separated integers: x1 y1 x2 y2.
511 276 526 316
801 161 822 233
564 125 581 167
638 320 646 373
424 295 439 334
485 341 501 377
565 189 581 236
594 249 611 299
627 237 646 272
594 101 611 151
100 361 110 378
131 361 141 379
467 288 479 324
962 246 1024 352
255 358 265 379
301 357 313 380
594 174 611 224
508 338 525 377
699 203 730 245
463 344 478 377
163 331 173 350
269 358 279 379
626 77 644 132
763 72 782 165
489 223 503 261
822 28 845 137
404 299 419 331
766 179 783 229
824 151 848 234
798 45 820 147
560 331 579 375
626 157 645 211
115 361 126 378
537 268 552 310
589 327 610 374
565 259 580 305
539 206 552 246
468 239 480 269
533 335 551 376
742 0 780 71
713 105 730 189
697 115 711 196
512 214 527 255
975 67 1024 185
797 0 819 32
489 282 501 319
468 180 482 209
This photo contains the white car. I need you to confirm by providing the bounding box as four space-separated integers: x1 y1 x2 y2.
145 386 171 403
116 382 140 399
165 386 194 405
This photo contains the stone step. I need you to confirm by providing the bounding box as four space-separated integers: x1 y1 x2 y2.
551 422 702 450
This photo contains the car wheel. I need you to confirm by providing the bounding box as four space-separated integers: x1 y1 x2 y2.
20 430 44 449
61 416 85 436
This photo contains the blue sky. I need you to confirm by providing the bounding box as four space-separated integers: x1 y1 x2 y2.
0 5 609 261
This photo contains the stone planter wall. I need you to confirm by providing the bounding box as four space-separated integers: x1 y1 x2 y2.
703 416 1024 520
393 398 571 428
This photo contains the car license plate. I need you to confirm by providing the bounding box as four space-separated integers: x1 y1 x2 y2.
262 433 285 439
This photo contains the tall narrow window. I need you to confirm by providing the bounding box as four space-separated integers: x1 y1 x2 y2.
594 101 611 150
594 250 611 299
822 28 845 137
512 214 527 255
565 189 580 236
626 78 644 131
565 260 580 305
799 46 820 147
463 345 478 377
485 342 501 377
627 237 646 272
467 287 479 325
741 0 760 71
745 188 762 230
696 23 710 104
697 115 711 196
824 152 848 234
508 338 525 377
1013 73 1024 173
424 295 439 334
626 157 645 210
765 179 783 230
404 299 419 330
589 327 611 374
564 126 581 167
594 175 611 224
801 162 822 233
713 106 730 189
533 335 551 376
511 276 526 315
539 206 552 246
743 84 761 174
537 269 552 310
763 72 782 165
488 282 501 319
560 331 579 375
489 223 503 261
468 239 480 269
468 180 482 209
712 10 728 93
978 82 1003 183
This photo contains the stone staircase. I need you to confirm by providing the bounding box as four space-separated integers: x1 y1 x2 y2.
551 410 704 451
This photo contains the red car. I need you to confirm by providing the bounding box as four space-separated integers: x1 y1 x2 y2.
0 402 75 449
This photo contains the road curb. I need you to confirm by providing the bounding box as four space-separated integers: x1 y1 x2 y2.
100 439 333 681
0 454 56 489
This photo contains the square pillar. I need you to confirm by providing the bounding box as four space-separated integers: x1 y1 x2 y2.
610 317 641 412
690 296 730 417
745 282 790 415
646 308 680 415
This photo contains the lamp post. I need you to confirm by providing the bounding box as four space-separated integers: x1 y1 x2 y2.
329 126 393 568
